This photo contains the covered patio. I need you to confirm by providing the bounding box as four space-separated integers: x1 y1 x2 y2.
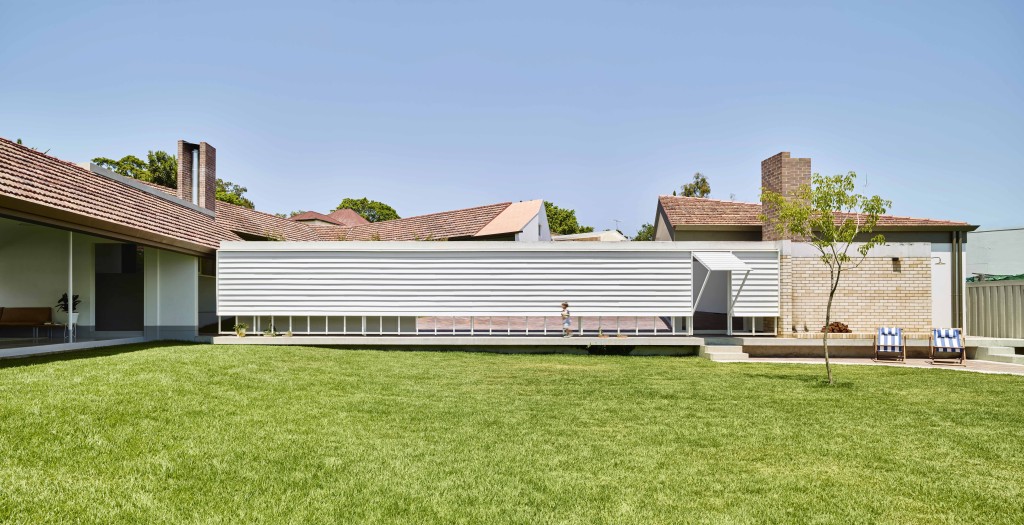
0 216 147 353
0 214 203 357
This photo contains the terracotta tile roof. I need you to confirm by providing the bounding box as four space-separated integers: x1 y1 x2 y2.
0 137 239 252
215 202 325 241
132 178 328 241
337 202 513 241
658 195 972 229
289 210 345 225
136 175 515 241
327 208 370 226
659 196 763 226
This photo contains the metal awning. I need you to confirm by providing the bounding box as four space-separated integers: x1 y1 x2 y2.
693 251 751 272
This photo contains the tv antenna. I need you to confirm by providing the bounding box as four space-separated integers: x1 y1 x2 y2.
613 219 622 232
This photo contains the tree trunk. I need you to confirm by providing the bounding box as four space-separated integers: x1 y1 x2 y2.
824 285 837 385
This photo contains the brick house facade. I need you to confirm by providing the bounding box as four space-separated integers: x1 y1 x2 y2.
655 151 976 335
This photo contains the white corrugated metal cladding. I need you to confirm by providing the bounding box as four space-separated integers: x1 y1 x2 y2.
216 242 779 318
730 251 780 317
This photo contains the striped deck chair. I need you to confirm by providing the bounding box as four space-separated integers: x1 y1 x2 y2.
874 327 906 362
930 328 966 366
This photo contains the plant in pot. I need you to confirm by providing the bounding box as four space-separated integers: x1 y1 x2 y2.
56 293 81 325
234 322 248 337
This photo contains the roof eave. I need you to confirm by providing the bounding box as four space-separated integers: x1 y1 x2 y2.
673 224 762 231
0 197 216 256
872 224 979 232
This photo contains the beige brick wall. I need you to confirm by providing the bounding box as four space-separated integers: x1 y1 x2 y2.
781 257 931 334
779 255 793 333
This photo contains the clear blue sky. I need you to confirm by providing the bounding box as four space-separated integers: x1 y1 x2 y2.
2 1 1021 233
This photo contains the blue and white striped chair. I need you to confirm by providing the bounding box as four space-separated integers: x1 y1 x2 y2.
930 328 966 366
874 327 906 362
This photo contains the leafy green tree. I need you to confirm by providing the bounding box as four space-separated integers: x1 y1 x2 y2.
93 149 254 209
681 172 711 198
93 152 171 185
146 150 177 187
335 198 400 223
761 172 890 385
544 201 594 235
632 223 655 241
216 179 255 209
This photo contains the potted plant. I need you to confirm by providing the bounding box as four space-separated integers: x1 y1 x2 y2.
234 322 248 337
56 293 81 325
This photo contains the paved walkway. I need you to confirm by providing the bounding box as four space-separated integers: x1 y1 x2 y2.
743 357 1024 376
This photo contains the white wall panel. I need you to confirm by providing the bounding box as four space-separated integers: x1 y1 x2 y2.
730 251 780 317
217 243 694 317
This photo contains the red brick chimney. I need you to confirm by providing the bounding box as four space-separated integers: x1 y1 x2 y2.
177 140 216 212
761 151 811 241
176 140 194 204
198 142 216 212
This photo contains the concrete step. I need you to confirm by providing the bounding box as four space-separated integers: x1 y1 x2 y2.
975 346 1024 365
699 345 749 362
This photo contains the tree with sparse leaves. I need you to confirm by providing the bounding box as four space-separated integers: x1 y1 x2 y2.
760 172 890 385
544 201 594 235
632 223 655 241
335 198 399 223
680 172 711 198
274 210 309 219
92 150 255 209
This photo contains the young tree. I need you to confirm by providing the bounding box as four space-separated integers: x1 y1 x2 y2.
681 172 711 198
760 172 891 385
632 222 655 241
544 201 594 235
335 197 400 223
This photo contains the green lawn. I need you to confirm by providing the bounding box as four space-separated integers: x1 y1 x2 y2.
1 344 1022 524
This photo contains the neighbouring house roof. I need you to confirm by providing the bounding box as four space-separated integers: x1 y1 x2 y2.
288 209 371 227
474 200 542 238
326 202 515 241
326 208 370 226
289 211 345 225
0 137 240 255
658 195 975 231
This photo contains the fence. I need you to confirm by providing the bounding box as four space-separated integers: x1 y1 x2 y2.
967 280 1024 338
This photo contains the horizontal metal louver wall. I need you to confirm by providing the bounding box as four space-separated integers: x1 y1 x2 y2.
730 251 780 317
217 243 694 317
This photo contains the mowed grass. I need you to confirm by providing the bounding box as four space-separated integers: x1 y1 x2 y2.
1 344 1023 524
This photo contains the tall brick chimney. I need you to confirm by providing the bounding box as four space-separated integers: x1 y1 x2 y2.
761 151 811 241
176 140 194 204
198 142 216 212
176 140 216 212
